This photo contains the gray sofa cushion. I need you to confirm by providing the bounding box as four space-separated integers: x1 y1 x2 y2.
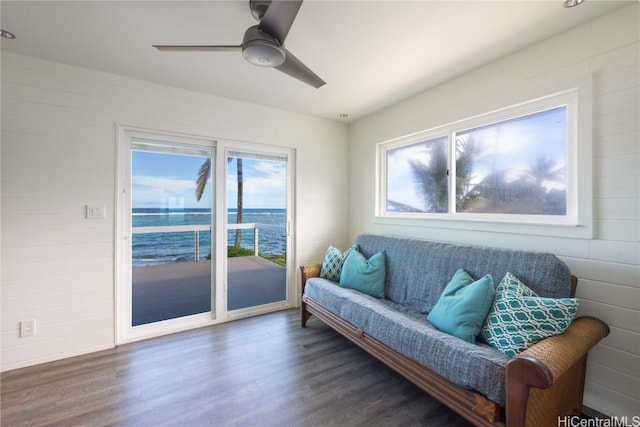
304 278 509 405
355 234 572 314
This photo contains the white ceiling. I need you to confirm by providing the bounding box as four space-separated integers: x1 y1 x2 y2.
0 0 632 122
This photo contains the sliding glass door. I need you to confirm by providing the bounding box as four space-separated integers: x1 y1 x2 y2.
130 140 214 325
225 150 289 311
117 128 295 344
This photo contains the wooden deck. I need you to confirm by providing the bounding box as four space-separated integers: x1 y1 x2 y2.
132 256 286 326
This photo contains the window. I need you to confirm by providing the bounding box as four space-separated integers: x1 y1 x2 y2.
377 88 588 232
455 107 567 216
386 136 449 213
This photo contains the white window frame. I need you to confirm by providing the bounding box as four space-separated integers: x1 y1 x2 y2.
376 78 593 239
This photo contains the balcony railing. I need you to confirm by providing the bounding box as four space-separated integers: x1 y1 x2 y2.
132 223 286 261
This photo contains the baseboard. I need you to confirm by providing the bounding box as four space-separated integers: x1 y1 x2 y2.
582 406 608 419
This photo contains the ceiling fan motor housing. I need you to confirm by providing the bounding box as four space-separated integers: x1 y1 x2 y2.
242 25 285 67
249 0 271 21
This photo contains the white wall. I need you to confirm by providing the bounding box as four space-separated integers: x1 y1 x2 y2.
349 4 639 419
0 52 349 371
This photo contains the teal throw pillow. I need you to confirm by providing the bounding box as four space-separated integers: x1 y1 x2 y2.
426 269 494 343
480 272 579 357
320 244 357 282
339 250 386 299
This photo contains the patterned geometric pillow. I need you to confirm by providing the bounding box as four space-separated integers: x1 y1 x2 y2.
480 272 579 357
320 245 357 282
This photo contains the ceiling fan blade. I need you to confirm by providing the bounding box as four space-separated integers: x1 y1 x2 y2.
153 45 242 52
258 0 302 43
275 49 325 88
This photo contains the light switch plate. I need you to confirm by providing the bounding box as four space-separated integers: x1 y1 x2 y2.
86 204 105 219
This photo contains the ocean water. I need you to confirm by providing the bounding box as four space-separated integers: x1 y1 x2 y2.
132 208 286 267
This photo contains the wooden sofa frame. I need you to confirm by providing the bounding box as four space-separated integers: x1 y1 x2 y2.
300 264 609 427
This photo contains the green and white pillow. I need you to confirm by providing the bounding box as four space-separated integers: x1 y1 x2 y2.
480 272 579 357
320 244 357 282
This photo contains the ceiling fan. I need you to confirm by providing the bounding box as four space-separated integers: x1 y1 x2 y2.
153 0 325 88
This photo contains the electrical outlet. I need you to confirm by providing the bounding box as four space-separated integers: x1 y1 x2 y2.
20 319 36 337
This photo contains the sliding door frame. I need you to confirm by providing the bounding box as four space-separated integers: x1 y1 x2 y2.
115 126 217 344
219 141 297 320
115 125 296 345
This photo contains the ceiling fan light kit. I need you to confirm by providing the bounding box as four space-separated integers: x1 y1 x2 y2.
242 26 286 67
0 29 16 39
153 0 325 88
564 0 585 7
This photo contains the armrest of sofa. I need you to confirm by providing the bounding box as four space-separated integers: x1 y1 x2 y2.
517 316 609 379
299 263 322 294
505 316 609 427
299 264 322 327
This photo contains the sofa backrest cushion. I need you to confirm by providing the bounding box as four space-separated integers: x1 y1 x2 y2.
355 234 572 314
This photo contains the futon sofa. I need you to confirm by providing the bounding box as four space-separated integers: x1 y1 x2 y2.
300 234 609 427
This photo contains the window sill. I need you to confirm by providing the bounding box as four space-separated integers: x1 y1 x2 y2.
373 215 593 239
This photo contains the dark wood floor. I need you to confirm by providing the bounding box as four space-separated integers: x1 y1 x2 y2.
1 310 472 427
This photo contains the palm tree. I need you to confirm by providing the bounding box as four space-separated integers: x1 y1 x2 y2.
409 140 449 213
526 156 564 188
233 158 243 248
195 158 211 202
409 137 478 213
454 136 478 211
196 157 244 248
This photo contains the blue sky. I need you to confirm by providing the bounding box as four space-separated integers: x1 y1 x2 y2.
132 151 286 209
459 107 567 189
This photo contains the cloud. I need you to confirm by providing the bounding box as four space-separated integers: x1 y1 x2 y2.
227 160 287 208
133 174 208 207
134 175 195 193
132 158 287 209
253 160 286 177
